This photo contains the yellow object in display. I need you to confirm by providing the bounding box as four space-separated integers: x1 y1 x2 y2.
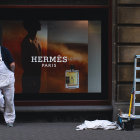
66 72 78 86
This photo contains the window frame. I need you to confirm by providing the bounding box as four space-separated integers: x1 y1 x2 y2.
0 3 112 106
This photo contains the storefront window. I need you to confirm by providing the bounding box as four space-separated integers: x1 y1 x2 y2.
0 8 109 100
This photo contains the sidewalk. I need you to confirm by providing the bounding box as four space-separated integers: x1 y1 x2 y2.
0 111 140 140
0 122 140 140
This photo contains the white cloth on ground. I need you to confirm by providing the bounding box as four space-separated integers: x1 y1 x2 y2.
76 120 122 131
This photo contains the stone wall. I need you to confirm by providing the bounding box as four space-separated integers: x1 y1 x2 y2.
113 0 140 120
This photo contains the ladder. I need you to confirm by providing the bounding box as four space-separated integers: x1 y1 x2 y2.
133 55 140 118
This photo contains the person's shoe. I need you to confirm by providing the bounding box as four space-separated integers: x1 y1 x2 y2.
7 123 14 127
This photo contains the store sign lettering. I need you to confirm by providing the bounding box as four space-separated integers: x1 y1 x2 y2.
31 55 68 67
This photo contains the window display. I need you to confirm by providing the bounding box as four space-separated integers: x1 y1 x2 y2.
0 20 101 94
0 8 109 100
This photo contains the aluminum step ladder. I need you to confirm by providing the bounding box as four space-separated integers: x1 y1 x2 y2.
133 55 140 118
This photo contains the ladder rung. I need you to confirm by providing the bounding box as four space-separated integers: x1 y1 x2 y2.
136 67 140 70
134 103 140 106
136 78 140 82
136 55 140 58
135 115 140 119
135 91 140 94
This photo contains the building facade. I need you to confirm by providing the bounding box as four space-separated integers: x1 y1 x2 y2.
0 0 140 121
113 0 140 120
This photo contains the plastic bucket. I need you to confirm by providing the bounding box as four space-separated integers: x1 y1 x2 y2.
117 116 135 131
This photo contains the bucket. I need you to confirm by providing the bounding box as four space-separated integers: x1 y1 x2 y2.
117 115 135 131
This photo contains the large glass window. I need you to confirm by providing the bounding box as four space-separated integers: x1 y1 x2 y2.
0 8 109 100
0 20 101 93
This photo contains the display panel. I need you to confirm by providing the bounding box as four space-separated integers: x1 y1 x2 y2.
0 8 109 100
0 20 101 94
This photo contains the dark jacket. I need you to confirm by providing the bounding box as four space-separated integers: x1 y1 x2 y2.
1 46 14 70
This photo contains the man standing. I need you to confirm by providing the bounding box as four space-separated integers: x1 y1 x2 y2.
0 45 15 127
